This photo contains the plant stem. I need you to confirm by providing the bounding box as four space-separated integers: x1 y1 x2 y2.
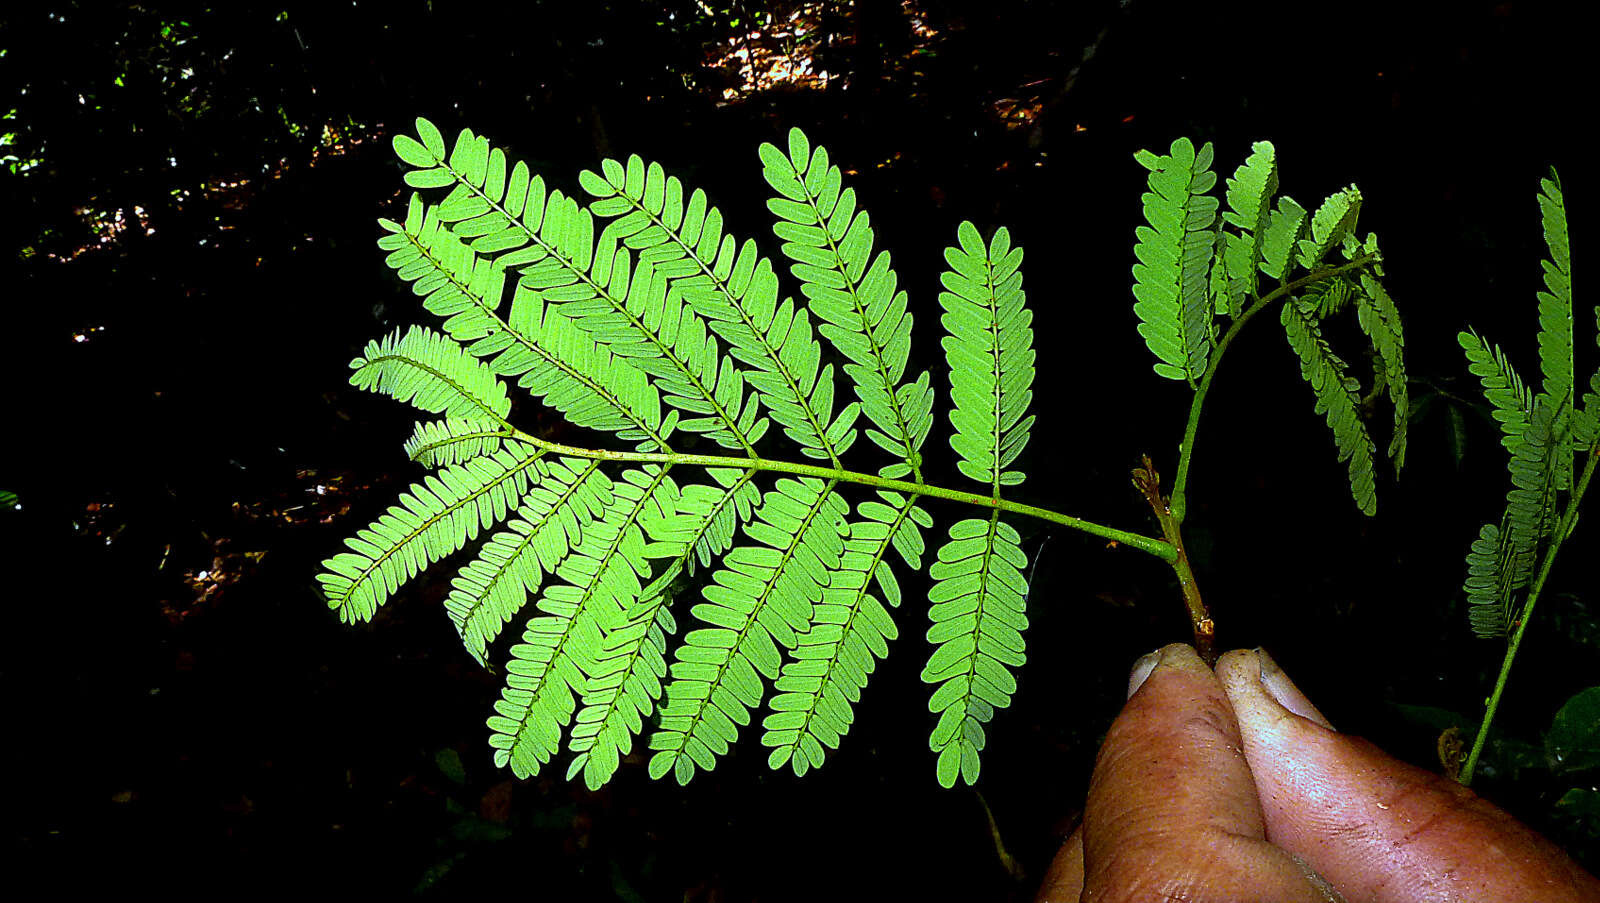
506 428 1178 562
1459 438 1600 786
1169 253 1380 523
1132 455 1214 661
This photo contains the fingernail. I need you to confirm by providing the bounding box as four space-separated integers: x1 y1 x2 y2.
1127 649 1161 699
1256 648 1335 730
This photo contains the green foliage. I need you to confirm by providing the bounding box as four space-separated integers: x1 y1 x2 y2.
350 326 513 426
1548 687 1600 775
405 418 513 468
1459 170 1599 639
761 491 928 776
331 117 1040 788
1357 274 1410 470
1537 173 1576 488
925 223 1035 786
940 223 1033 489
1131 138 1402 514
377 193 668 447
318 441 542 624
649 475 851 784
1132 137 1218 384
324 118 1405 792
446 457 613 665
925 516 1027 788
1460 330 1534 454
1297 187 1362 271
1219 140 1278 315
1281 299 1379 515
759 128 934 478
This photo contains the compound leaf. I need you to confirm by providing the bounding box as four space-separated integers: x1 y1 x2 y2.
318 443 543 623
350 326 511 425
940 222 1034 488
1132 137 1219 383
923 516 1028 788
649 477 849 784
761 128 933 477
761 492 925 775
1281 301 1378 515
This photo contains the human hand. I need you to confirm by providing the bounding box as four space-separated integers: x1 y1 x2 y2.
1036 644 1600 902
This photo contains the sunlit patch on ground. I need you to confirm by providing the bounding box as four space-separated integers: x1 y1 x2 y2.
73 498 127 548
37 117 374 263
48 203 156 262
991 87 1046 130
166 538 268 623
705 1 942 103
153 467 371 624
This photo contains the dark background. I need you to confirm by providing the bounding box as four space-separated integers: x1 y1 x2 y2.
2 1 1594 898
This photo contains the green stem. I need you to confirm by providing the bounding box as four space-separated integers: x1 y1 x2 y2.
1459 438 1599 786
507 427 1177 562
499 257 1388 597
1169 253 1379 522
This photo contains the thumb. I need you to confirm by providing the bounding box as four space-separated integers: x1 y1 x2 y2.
1216 648 1600 903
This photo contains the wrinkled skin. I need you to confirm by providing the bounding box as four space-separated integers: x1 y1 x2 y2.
1036 644 1600 903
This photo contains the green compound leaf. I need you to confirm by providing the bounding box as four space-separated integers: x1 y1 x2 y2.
446 457 614 665
1221 140 1279 308
1132 137 1219 384
761 492 925 776
578 149 850 462
340 121 1417 791
488 466 678 780
1281 300 1378 515
317 442 543 623
1460 329 1535 456
1458 170 1588 647
924 516 1028 788
1356 274 1409 474
760 128 934 477
350 326 512 425
649 477 849 785
939 222 1034 488
1296 186 1362 271
1535 170 1575 488
404 418 514 469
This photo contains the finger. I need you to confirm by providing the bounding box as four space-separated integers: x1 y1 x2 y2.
1082 643 1340 901
1217 648 1600 903
1035 823 1084 902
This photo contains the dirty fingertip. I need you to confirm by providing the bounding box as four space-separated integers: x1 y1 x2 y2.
1256 648 1335 730
1219 648 1334 731
1126 643 1206 699
1127 649 1161 699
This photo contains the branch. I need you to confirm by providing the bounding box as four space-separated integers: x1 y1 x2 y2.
1170 252 1380 521
1133 455 1213 661
505 427 1177 563
1459 436 1599 785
